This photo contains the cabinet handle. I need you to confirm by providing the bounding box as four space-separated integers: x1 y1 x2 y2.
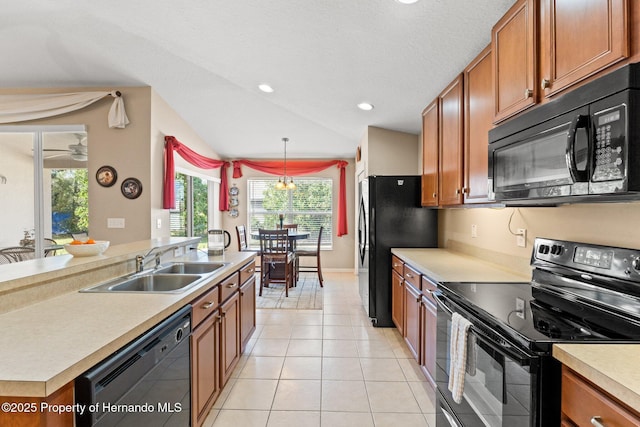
462 187 469 194
590 416 605 427
416 296 421 303
405 273 413 279
226 283 238 288
541 79 550 89
246 268 254 274
432 192 437 198
524 88 533 98
456 188 461 195
201 301 215 309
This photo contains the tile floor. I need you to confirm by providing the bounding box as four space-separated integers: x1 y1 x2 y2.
202 272 438 427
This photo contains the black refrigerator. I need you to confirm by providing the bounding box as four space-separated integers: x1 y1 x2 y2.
358 175 437 327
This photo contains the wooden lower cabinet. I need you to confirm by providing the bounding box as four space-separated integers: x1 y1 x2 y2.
240 275 256 352
0 382 74 427
191 309 221 427
420 295 437 386
561 366 640 427
403 282 421 360
391 270 405 335
220 291 241 386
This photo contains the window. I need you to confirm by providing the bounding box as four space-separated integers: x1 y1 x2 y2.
247 178 333 250
170 172 211 247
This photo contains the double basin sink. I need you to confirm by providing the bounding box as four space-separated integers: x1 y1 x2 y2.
81 262 229 294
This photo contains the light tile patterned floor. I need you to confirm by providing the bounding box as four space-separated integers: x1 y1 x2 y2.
203 272 437 427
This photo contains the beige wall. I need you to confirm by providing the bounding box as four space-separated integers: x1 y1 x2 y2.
357 126 420 177
439 202 640 276
222 160 356 270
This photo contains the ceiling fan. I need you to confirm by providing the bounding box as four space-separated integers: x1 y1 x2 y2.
43 134 88 161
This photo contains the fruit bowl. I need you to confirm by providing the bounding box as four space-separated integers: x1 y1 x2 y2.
64 240 110 257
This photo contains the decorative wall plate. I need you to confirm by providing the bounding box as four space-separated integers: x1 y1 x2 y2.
229 196 239 207
229 185 239 196
96 165 117 187
229 208 239 218
121 177 142 199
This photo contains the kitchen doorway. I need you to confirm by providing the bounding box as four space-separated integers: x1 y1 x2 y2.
0 125 88 258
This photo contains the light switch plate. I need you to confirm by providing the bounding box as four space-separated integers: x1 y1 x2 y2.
107 218 125 228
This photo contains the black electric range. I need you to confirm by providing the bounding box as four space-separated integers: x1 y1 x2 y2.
434 237 640 427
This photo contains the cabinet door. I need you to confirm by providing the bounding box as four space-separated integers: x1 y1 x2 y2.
421 99 439 206
220 292 240 387
391 270 405 335
191 310 220 427
438 74 464 206
240 275 256 353
463 45 492 204
540 0 629 97
492 0 537 122
403 282 421 361
420 296 437 387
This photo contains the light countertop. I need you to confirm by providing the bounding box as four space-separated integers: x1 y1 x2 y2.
391 248 530 283
553 344 640 412
0 242 255 398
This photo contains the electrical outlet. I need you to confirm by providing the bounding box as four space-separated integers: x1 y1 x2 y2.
156 218 162 229
515 297 525 319
107 218 125 228
516 228 527 247
471 224 478 238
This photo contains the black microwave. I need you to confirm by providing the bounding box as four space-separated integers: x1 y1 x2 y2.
488 63 640 205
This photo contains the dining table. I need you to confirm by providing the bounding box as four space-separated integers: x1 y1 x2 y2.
250 230 310 284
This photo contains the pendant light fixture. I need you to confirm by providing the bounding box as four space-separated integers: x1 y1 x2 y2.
276 137 296 190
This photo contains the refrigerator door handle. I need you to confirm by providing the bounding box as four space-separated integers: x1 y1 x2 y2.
358 197 367 264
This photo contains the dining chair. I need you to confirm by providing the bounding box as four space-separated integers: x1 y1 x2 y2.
296 226 324 286
0 253 13 265
0 246 36 263
282 224 299 282
237 224 260 273
44 237 58 257
258 229 295 297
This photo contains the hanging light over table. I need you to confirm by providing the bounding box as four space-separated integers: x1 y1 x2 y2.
276 137 296 190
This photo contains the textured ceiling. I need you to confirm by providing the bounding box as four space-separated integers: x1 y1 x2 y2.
0 0 515 159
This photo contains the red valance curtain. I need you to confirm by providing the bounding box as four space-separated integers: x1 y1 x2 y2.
233 159 348 236
163 136 230 210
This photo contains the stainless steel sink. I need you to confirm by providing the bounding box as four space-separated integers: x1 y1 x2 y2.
153 262 228 275
82 273 204 293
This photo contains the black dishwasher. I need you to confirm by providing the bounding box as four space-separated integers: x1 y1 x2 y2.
75 305 191 427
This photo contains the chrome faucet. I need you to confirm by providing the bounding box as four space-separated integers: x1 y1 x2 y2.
135 246 177 273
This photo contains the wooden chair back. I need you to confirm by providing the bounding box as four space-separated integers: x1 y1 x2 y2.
236 225 248 251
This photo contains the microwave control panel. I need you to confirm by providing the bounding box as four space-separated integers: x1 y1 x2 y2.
592 105 625 182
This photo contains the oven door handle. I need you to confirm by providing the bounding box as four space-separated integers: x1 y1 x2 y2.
434 293 532 367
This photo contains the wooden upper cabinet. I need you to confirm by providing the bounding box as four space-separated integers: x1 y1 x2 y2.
492 0 537 123
539 0 629 98
421 99 439 206
464 45 493 204
438 74 464 206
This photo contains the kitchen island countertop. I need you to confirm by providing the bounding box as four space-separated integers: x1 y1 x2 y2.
0 242 255 398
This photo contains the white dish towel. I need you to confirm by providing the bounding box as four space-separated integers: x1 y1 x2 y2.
448 312 473 404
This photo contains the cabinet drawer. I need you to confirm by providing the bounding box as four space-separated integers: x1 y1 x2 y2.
220 272 241 302
403 264 421 291
191 285 220 328
240 260 256 284
421 275 438 304
561 367 640 427
392 255 404 275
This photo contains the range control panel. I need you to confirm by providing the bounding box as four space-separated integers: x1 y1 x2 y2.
532 237 640 281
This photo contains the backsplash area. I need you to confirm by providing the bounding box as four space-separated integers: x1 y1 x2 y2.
439 202 640 276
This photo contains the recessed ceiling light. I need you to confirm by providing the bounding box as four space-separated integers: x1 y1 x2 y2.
258 84 274 93
396 0 419 4
357 102 374 111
